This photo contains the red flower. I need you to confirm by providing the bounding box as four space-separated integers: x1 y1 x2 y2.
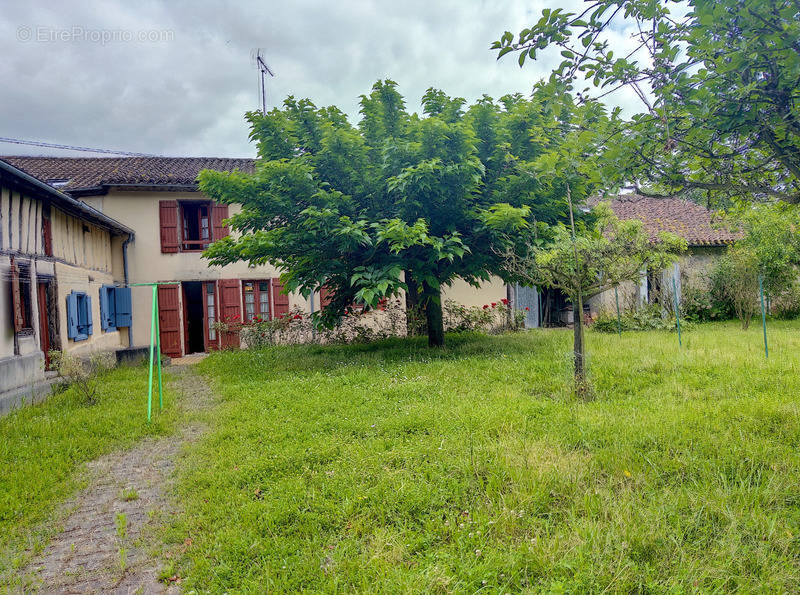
293 314 302 319
491 302 497 308
483 304 489 309
501 298 509 305
525 307 530 311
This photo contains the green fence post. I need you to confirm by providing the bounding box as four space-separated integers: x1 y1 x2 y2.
672 277 682 348
147 284 156 421
614 285 622 337
155 287 163 410
759 274 769 358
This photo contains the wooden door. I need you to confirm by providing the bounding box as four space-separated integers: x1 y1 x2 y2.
37 281 51 369
157 284 182 358
202 281 218 351
218 279 241 349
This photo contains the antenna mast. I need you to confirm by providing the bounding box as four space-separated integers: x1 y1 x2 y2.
251 49 275 114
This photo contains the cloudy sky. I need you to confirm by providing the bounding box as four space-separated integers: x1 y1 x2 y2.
1 0 642 158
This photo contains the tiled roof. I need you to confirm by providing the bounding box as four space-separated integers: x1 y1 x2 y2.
0 156 255 192
603 194 739 247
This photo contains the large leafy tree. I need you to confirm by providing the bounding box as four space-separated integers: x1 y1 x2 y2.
493 0 800 205
200 81 535 346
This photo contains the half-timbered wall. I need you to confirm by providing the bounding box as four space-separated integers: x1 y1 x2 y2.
1 182 128 400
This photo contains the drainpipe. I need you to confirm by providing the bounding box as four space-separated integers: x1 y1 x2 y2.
122 233 133 347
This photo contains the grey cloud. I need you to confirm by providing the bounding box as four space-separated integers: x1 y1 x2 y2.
1 0 632 158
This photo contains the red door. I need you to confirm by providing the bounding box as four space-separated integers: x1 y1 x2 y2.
218 279 241 349
158 284 182 358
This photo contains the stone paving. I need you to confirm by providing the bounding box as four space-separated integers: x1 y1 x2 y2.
17 366 214 594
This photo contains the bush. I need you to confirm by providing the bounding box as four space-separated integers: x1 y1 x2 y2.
772 283 800 320
681 273 735 322
592 305 692 333
49 350 116 405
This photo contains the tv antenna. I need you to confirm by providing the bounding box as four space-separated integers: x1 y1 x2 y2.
250 49 275 114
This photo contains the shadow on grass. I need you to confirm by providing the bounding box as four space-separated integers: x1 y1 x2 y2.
198 329 571 381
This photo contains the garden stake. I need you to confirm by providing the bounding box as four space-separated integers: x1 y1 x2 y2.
759 274 768 358
132 282 167 421
614 285 622 337
672 277 682 348
155 291 163 410
147 285 156 421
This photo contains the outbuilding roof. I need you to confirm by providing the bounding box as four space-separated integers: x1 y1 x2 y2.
0 159 134 236
603 194 739 247
1 156 255 194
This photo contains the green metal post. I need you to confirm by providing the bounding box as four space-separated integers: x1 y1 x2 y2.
155 288 163 410
147 285 156 421
614 285 622 337
759 274 769 358
672 277 682 348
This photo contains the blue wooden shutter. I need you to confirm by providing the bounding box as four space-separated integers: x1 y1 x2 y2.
99 286 110 331
66 292 79 339
86 295 94 336
115 287 132 328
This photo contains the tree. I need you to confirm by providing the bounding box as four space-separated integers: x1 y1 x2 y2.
200 81 537 347
716 202 800 328
493 0 800 205
500 201 685 394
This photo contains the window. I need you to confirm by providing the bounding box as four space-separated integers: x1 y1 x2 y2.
67 291 93 341
206 282 217 341
100 285 133 331
181 202 211 251
160 201 229 253
242 281 270 322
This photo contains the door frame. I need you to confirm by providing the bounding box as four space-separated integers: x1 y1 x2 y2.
37 279 52 369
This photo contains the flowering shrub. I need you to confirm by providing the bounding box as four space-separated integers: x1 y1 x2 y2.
223 296 526 349
238 299 408 347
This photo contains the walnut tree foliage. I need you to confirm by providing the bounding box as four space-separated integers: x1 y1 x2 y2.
200 80 624 346
494 0 800 205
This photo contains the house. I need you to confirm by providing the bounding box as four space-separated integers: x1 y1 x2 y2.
0 159 134 411
3 157 507 358
588 194 740 316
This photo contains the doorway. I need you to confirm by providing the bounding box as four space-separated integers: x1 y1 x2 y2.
183 282 206 354
37 278 56 369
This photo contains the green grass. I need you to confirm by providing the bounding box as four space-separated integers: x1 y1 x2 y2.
164 321 800 592
0 364 176 578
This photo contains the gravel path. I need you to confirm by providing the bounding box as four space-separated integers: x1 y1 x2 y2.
17 366 214 594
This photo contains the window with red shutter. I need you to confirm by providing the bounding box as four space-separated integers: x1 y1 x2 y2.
211 203 230 240
159 200 179 253
272 278 290 319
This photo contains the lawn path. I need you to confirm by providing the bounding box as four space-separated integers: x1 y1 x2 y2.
18 365 214 594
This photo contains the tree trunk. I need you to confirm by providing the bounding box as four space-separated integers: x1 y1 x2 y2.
406 276 423 336
573 291 588 394
422 283 445 347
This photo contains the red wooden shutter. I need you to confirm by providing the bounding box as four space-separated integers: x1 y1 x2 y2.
218 279 241 349
10 257 23 333
159 200 179 253
211 203 229 240
272 278 290 319
157 284 182 358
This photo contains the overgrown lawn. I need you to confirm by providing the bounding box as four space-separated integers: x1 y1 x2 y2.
168 321 800 592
